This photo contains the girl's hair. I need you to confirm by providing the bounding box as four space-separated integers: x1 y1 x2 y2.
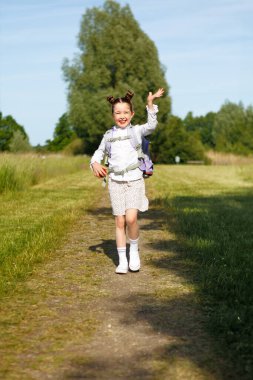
107 90 134 113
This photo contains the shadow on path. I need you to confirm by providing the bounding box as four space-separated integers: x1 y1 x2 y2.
60 202 228 380
59 191 253 379
89 239 118 266
139 192 253 380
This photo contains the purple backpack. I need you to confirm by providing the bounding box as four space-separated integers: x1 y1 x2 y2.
139 136 154 178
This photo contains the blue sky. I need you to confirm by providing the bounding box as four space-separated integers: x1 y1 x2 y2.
1 0 252 145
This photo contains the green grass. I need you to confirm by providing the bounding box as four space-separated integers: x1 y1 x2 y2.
0 154 102 297
1 155 252 377
0 153 87 193
147 164 253 379
0 154 108 378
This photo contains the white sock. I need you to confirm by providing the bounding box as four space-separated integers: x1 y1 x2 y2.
117 247 127 265
129 238 140 271
115 247 128 274
129 237 139 253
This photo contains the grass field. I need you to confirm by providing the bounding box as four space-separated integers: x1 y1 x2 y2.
0 153 102 297
0 154 252 378
0 153 87 193
147 164 253 377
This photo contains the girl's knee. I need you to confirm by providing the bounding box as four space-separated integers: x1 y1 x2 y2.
126 214 138 227
115 215 126 229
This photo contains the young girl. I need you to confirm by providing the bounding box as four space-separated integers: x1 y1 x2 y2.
91 88 164 274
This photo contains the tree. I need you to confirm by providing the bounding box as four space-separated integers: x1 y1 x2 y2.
46 113 77 152
183 111 216 148
63 0 171 155
151 115 205 163
245 105 253 151
0 112 29 151
213 101 253 154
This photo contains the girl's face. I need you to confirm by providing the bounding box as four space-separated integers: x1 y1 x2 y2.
113 102 134 128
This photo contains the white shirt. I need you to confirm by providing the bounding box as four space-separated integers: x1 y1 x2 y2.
90 105 158 181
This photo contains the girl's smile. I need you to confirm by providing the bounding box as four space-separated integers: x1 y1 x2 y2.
113 102 134 128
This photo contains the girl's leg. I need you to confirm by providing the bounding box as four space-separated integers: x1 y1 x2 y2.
115 215 126 247
126 209 140 271
125 209 139 239
115 215 128 274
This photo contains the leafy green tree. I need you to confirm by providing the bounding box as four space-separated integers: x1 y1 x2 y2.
0 112 28 151
63 0 171 154
184 111 216 148
46 113 77 152
213 101 253 154
151 115 205 163
239 104 253 152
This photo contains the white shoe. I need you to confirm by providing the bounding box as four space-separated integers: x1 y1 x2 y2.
129 251 140 272
115 263 128 274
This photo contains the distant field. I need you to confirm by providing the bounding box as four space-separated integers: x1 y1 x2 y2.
147 164 253 378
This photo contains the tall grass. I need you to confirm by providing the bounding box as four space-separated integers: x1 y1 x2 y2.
207 150 253 165
0 154 101 297
0 164 24 192
0 153 87 193
147 164 253 379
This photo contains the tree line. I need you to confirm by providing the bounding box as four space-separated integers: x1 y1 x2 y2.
46 101 253 162
1 0 252 162
2 100 253 162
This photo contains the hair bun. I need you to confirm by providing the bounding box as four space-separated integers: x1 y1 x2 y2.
125 90 134 101
107 95 115 104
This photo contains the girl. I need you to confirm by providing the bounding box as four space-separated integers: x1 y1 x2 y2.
91 88 164 274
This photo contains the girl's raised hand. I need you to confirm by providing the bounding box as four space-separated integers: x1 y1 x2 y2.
147 88 164 102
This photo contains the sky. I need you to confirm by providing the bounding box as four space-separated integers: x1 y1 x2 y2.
0 0 252 146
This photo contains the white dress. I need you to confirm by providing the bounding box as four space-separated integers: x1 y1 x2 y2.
90 105 159 215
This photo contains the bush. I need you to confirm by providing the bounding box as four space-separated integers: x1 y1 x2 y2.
62 138 84 155
9 130 32 153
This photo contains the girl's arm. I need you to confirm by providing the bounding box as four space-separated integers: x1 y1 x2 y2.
91 162 107 178
141 88 164 136
90 136 108 178
147 88 164 111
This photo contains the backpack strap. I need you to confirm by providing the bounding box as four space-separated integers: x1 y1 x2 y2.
108 162 140 176
128 125 154 178
127 125 144 159
104 129 113 157
107 135 131 143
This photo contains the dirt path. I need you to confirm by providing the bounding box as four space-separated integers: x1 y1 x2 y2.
1 191 227 380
